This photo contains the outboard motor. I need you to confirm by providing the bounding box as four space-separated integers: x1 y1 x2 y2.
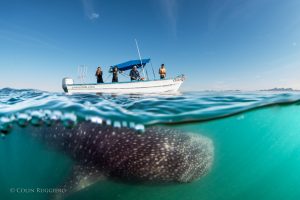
62 78 74 93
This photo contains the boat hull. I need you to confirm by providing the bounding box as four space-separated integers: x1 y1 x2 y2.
63 76 184 94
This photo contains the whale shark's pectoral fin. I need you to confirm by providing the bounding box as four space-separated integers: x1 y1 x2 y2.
52 164 106 200
65 164 106 192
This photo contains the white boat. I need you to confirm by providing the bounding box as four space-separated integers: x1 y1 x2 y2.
62 58 185 94
62 75 184 94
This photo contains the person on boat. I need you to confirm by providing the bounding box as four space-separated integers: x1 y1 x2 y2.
129 66 141 81
159 64 166 79
95 66 104 83
112 66 118 82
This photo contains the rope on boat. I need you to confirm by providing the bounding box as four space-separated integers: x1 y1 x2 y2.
150 60 156 79
120 72 131 78
104 74 111 82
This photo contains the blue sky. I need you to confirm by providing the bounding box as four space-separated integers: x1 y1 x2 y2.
1 0 300 91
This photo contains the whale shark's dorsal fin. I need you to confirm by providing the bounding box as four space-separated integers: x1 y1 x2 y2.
53 164 106 199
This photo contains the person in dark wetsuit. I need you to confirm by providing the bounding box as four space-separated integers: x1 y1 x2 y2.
129 66 141 81
95 66 104 83
112 66 118 82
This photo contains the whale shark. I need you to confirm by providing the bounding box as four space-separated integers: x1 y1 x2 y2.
19 119 214 198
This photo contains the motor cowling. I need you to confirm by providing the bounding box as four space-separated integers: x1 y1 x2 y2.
62 78 74 93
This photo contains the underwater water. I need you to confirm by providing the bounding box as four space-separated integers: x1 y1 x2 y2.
1 88 300 200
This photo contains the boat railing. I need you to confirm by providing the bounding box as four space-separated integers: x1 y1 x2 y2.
174 74 185 82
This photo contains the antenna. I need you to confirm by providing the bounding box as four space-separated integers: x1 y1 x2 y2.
134 39 147 80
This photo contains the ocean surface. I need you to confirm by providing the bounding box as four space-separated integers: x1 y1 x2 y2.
1 88 300 200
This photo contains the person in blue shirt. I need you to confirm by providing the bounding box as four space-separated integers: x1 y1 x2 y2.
129 66 141 81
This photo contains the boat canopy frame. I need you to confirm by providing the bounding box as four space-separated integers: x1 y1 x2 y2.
109 59 150 72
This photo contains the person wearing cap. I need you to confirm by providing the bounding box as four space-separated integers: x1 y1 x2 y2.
129 66 141 81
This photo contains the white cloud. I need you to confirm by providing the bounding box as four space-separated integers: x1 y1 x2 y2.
82 0 99 20
0 29 58 49
159 0 178 36
89 12 99 20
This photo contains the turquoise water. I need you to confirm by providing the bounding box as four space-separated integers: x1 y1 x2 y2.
1 88 300 200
